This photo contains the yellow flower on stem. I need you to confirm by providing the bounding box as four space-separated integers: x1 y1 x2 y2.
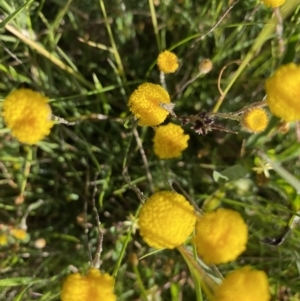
153 123 189 159
61 268 116 301
265 63 300 121
157 50 179 74
194 208 248 265
240 108 269 133
2 89 54 144
214 266 271 301
128 83 171 126
138 191 196 249
262 0 285 7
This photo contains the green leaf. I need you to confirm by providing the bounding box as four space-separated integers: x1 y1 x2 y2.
0 0 35 29
213 170 229 183
215 164 249 182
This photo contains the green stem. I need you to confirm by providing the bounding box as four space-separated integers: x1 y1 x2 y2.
99 0 127 89
20 145 33 197
177 245 220 300
148 0 161 52
112 205 142 278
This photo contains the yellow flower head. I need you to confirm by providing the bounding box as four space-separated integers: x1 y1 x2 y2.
265 63 300 121
138 191 196 249
262 0 285 7
214 266 271 301
194 208 248 265
2 89 54 144
157 50 179 74
128 83 171 126
0 234 8 246
153 123 189 159
61 268 116 301
240 108 269 133
10 228 27 240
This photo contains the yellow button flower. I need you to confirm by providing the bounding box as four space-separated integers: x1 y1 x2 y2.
61 268 116 301
2 89 54 144
128 83 171 126
138 191 196 249
240 108 269 133
214 266 271 301
157 50 179 74
194 208 248 265
262 0 285 7
10 228 27 240
153 123 189 159
265 63 300 121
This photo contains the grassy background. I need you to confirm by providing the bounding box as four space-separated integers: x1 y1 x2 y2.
0 0 300 300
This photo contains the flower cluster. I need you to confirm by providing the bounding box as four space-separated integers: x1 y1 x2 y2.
2 89 54 144
153 123 190 159
61 268 116 301
138 191 196 249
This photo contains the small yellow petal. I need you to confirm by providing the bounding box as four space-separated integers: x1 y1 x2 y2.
0 234 8 246
10 228 27 240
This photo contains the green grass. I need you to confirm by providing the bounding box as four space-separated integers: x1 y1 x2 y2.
0 0 300 300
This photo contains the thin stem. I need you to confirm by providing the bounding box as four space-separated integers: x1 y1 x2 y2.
99 0 127 90
133 127 154 194
148 0 161 52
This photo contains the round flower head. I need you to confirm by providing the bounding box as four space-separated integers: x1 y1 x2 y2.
153 123 189 159
265 63 300 121
214 266 271 301
199 58 213 74
157 50 179 74
128 83 171 126
61 268 116 301
10 228 27 241
2 89 54 144
241 108 269 133
138 191 196 249
194 208 248 265
262 0 285 7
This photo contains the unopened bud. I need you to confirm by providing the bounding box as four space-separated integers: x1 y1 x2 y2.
199 59 213 74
